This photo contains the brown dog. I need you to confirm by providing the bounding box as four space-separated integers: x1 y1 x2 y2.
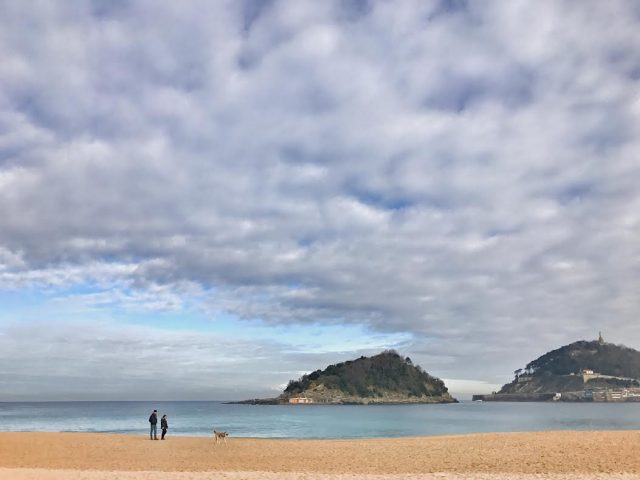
213 429 228 445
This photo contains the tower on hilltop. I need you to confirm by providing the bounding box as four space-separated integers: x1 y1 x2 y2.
598 331 605 345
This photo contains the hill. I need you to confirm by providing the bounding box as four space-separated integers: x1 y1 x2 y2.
241 351 456 404
494 337 640 399
517 339 640 379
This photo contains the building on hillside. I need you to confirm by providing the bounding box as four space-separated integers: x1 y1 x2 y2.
626 388 640 398
607 391 623 401
289 396 313 404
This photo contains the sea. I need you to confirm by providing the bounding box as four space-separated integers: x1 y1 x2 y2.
2 401 640 439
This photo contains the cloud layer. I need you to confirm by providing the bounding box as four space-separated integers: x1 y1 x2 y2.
1 0 639 397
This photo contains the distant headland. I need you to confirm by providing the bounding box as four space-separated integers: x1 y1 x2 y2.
474 333 640 402
236 350 457 405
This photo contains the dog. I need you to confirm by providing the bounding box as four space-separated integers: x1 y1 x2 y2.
213 429 229 445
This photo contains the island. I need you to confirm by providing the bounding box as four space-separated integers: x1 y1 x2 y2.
473 333 640 402
236 350 457 404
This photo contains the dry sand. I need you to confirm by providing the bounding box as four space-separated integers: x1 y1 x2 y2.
1 431 640 479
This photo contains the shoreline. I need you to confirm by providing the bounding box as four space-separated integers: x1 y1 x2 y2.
2 431 640 476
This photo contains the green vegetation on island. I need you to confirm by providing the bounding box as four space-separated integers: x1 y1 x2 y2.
513 337 640 380
474 334 640 402
239 350 456 405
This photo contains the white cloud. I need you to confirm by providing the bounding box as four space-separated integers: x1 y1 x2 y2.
0 0 639 395
0 319 285 400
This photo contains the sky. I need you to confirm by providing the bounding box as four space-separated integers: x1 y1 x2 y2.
0 0 639 401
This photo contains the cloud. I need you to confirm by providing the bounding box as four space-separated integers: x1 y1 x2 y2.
0 0 639 394
0 319 284 400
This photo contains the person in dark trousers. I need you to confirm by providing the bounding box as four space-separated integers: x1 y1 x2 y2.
149 409 158 440
161 415 168 440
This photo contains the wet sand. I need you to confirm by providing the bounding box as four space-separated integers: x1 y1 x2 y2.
1 431 640 479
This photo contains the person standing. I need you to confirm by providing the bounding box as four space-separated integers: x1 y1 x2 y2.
161 415 168 440
148 409 158 440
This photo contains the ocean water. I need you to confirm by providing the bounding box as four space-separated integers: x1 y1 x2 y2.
1 401 640 439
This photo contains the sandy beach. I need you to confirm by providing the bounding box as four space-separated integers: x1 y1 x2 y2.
1 431 640 479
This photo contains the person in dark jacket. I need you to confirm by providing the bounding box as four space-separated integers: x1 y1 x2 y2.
149 410 158 440
161 415 168 440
